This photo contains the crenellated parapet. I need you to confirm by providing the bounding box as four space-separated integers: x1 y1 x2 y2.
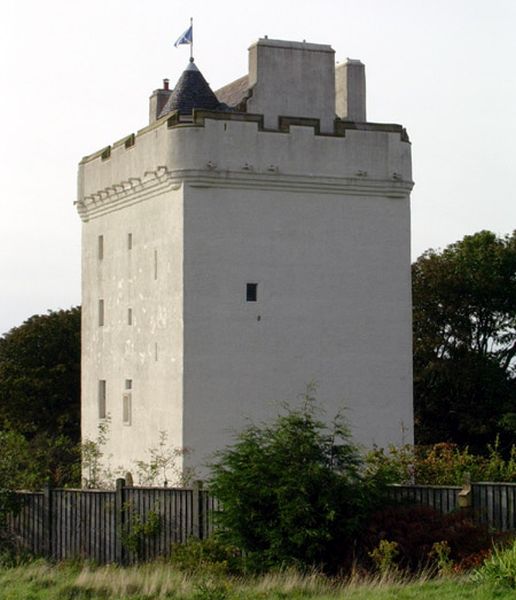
77 109 413 221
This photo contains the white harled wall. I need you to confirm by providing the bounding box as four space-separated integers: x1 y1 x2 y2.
182 187 412 469
80 183 185 478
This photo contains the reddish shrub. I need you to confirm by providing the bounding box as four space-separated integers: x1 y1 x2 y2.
453 549 492 573
363 504 492 571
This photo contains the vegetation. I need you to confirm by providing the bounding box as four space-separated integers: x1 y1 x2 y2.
1 561 516 599
473 539 516 589
121 505 162 560
363 505 492 573
171 537 244 576
365 440 516 485
208 386 388 572
0 307 81 487
135 431 196 487
412 230 516 452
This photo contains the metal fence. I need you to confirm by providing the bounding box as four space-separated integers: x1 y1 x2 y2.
6 480 515 564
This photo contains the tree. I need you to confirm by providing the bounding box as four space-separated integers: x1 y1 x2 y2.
0 430 31 515
412 231 516 451
208 388 385 571
0 307 81 486
0 307 81 440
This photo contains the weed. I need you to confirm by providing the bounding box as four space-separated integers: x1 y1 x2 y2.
429 541 453 576
473 540 516 589
368 540 399 575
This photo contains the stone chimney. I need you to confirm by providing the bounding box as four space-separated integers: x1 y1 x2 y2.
336 59 366 122
149 79 173 124
246 38 336 133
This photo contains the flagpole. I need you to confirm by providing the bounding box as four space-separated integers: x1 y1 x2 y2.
190 17 193 62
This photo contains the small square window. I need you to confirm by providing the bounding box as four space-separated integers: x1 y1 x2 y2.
125 379 132 390
246 283 258 302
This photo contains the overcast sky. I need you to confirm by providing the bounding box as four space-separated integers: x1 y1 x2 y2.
1 0 515 335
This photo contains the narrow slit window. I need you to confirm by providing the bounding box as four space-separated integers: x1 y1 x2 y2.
154 250 158 280
123 393 132 425
98 380 106 419
127 308 132 325
98 299 104 326
246 283 258 302
98 235 104 260
128 233 133 250
154 342 158 361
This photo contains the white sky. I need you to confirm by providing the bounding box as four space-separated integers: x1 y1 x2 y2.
1 0 515 335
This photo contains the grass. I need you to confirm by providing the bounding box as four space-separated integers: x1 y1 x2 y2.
0 562 515 600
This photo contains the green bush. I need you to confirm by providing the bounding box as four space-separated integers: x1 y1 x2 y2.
365 439 516 485
473 540 516 589
170 537 243 575
208 388 387 572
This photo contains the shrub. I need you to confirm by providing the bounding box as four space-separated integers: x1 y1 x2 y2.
473 540 516 588
208 387 387 572
363 505 492 572
368 539 399 574
365 440 516 485
429 540 452 576
170 537 243 575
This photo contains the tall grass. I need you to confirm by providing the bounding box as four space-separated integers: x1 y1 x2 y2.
0 561 515 599
473 540 516 589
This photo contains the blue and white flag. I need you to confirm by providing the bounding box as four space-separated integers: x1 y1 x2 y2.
174 25 193 47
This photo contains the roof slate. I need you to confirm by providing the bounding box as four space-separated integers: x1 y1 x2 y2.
159 61 221 117
215 75 249 109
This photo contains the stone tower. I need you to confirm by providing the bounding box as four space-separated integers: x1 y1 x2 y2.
77 39 414 481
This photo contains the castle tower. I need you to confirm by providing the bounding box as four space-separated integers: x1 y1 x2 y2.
77 39 414 481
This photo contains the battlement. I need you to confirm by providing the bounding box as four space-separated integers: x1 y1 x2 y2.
76 110 412 221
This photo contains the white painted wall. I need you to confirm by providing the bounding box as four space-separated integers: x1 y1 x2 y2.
80 184 184 481
182 185 412 472
247 38 336 133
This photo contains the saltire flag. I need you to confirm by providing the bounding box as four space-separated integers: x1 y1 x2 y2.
174 25 193 47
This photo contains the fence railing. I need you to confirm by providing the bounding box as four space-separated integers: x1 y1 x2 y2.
6 480 516 564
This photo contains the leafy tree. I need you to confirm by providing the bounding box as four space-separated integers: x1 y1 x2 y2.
0 430 32 515
0 307 81 486
0 307 81 441
412 231 516 451
208 388 386 571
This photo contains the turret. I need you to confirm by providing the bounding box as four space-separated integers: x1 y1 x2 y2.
158 59 221 118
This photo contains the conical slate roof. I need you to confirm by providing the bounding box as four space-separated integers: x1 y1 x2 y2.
159 60 221 117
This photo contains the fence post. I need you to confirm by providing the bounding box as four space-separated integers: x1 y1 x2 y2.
191 480 203 539
458 472 472 510
42 480 52 559
114 478 126 564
